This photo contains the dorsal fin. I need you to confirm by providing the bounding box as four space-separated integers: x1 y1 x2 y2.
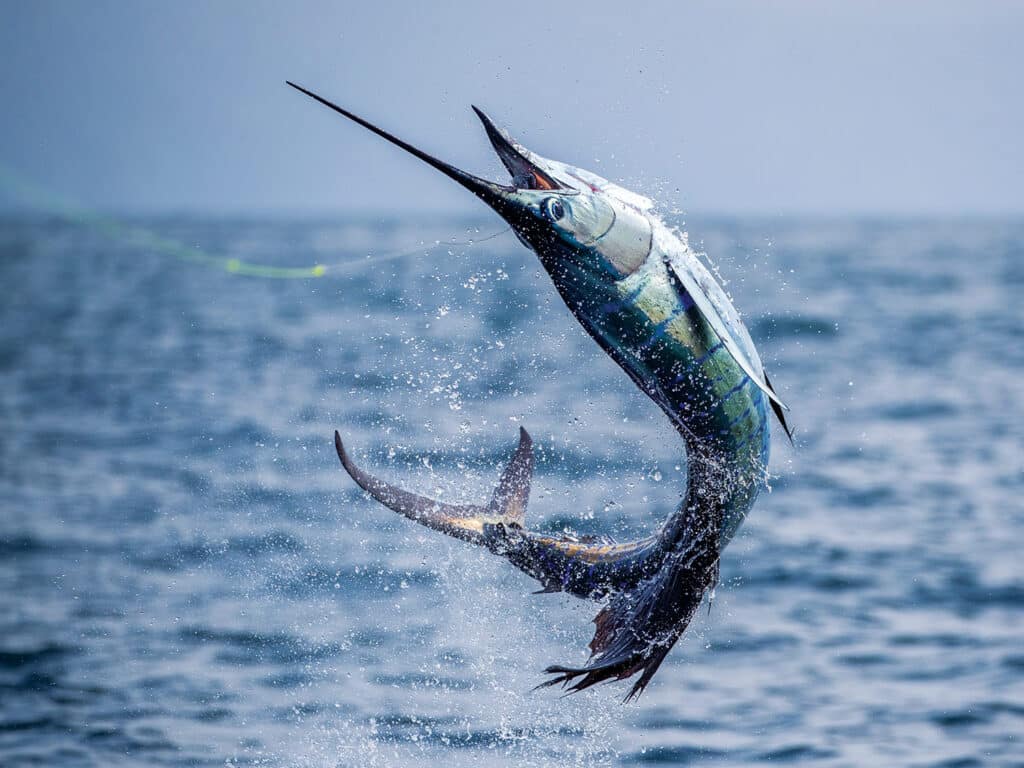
662 252 790 413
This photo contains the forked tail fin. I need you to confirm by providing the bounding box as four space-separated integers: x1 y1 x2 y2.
334 427 533 548
338 427 723 699
538 502 721 700
335 427 659 599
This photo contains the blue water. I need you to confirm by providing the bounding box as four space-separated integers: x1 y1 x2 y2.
1 214 1022 766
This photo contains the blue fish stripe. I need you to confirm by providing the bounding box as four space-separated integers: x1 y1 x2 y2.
720 374 750 404
673 345 725 385
733 415 767 452
725 404 753 432
620 279 648 306
600 280 648 318
690 340 725 368
638 305 689 351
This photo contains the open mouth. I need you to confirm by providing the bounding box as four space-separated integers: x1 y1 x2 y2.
470 106 564 191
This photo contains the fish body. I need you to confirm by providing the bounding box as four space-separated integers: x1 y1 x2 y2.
291 83 789 698
536 211 772 545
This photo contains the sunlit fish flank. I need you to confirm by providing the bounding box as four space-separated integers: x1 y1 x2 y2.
289 81 792 700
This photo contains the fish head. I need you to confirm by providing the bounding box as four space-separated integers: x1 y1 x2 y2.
286 82 653 286
470 106 653 283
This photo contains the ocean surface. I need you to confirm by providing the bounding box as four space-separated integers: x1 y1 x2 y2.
1 214 1022 767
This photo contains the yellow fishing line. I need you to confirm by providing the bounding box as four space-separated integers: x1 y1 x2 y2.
0 164 508 279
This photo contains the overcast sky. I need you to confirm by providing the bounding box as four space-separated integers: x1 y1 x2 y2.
1 1 1021 216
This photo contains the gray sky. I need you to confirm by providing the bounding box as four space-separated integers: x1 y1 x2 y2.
1 1 1021 216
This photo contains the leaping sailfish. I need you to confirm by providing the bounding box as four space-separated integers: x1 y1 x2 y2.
289 81 792 699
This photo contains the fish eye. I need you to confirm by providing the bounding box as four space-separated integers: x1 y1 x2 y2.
543 197 565 222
